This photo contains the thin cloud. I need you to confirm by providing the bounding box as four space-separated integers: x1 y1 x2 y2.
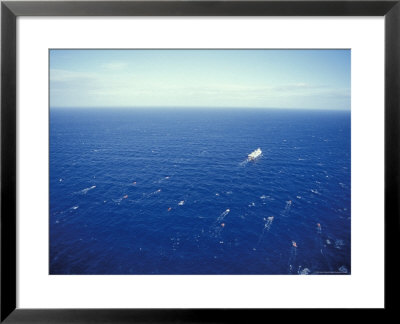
101 62 128 70
50 69 97 82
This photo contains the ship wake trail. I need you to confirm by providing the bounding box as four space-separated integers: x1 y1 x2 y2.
257 216 274 247
239 159 250 166
210 209 230 239
144 189 162 198
316 224 334 272
216 209 230 223
288 241 298 274
281 200 292 217
77 185 96 194
317 223 323 255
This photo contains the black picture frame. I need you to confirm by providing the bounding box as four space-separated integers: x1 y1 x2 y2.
1 0 399 322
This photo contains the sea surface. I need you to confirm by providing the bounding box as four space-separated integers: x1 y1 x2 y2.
50 108 351 275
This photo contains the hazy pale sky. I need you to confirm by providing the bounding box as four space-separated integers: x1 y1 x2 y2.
50 49 350 110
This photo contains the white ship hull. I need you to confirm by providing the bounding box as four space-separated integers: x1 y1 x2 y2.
248 148 262 160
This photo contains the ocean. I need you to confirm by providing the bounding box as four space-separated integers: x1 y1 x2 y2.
49 108 351 275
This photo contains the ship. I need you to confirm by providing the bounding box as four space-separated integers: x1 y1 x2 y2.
248 148 262 161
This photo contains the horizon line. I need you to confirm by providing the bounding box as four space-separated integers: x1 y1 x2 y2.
50 106 351 112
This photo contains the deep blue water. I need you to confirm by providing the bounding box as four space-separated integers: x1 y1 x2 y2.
50 108 351 275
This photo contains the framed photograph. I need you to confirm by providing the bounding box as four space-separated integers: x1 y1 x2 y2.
1 0 398 322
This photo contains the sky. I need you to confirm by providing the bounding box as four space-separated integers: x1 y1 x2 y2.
50 49 350 110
